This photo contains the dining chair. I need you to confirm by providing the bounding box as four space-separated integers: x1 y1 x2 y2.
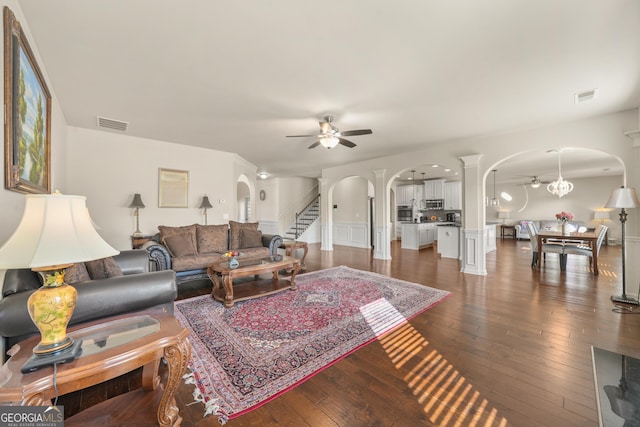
526 221 565 268
562 225 608 271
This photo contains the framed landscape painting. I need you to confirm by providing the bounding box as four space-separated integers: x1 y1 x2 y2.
3 7 51 194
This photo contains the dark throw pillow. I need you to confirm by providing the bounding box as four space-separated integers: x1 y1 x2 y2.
64 262 91 284
85 257 124 280
162 233 198 257
229 221 259 250
196 224 228 254
240 229 263 249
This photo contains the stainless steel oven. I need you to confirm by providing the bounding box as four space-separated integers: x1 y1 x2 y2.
397 206 412 222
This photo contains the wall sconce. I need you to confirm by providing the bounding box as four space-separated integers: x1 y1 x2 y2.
199 195 213 225
129 193 145 237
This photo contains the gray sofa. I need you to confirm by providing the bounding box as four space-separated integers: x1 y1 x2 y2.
514 220 586 240
0 250 177 362
144 222 283 286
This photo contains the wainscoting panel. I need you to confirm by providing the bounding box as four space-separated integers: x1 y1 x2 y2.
333 222 370 249
258 221 279 235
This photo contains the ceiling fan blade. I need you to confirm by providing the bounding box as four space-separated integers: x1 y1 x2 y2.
286 134 317 138
307 141 321 149
340 129 372 137
338 138 356 148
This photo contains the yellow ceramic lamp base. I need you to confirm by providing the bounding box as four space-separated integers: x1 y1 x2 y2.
29 265 78 355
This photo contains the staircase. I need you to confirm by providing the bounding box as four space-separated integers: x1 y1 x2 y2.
285 197 319 239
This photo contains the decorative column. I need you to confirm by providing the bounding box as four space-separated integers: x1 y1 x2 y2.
460 154 487 275
373 169 392 260
623 114 640 297
318 178 333 251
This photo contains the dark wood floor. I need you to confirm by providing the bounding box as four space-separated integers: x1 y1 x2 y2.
62 238 640 426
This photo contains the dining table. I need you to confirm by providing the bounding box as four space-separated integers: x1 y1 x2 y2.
536 230 600 275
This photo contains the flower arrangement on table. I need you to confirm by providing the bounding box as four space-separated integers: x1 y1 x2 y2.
223 251 240 268
555 211 574 223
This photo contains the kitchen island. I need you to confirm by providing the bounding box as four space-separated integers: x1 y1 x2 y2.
401 222 439 250
437 224 460 259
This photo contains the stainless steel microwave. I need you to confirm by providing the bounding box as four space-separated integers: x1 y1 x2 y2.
422 199 444 210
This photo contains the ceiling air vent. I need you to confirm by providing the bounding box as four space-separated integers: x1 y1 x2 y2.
574 89 598 104
97 116 128 132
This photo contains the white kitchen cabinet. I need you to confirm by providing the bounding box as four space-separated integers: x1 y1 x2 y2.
437 226 460 259
396 184 423 206
401 223 436 250
424 179 445 199
443 182 462 210
485 224 497 252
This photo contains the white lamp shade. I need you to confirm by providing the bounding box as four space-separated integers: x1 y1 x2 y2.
0 194 119 269
498 211 510 219
605 187 640 209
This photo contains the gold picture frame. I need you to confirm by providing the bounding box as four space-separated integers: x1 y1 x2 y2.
158 168 189 208
3 7 51 194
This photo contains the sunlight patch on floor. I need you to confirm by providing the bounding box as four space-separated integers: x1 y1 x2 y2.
365 301 509 427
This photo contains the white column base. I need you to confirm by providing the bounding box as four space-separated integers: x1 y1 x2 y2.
461 228 487 275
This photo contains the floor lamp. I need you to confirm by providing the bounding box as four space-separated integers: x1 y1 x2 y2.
606 187 640 305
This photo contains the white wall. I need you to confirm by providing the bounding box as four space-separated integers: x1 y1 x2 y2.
0 1 69 244
332 176 370 248
67 127 248 250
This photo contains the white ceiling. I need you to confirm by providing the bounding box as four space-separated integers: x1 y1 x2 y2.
17 0 640 180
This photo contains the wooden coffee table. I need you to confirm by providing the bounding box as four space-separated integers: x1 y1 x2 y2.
207 255 300 308
0 308 190 427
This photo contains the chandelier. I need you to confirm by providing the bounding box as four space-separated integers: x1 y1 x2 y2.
547 150 573 198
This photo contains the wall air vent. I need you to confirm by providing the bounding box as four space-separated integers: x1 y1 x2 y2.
574 89 598 104
97 116 128 132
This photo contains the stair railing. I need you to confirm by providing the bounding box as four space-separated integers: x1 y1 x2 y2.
278 183 319 235
294 194 320 239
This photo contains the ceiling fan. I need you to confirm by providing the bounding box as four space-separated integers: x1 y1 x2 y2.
286 115 372 149
516 175 552 188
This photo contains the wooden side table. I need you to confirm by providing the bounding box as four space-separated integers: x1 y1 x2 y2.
281 241 308 271
0 309 190 427
500 225 516 240
131 234 154 249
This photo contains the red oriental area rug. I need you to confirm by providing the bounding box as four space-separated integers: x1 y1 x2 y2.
175 265 450 424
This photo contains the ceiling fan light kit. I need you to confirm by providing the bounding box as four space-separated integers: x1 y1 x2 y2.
286 115 372 150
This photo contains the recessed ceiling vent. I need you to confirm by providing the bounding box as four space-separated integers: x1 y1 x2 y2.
574 89 598 104
97 116 128 132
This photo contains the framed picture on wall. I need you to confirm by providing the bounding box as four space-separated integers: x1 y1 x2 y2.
158 168 189 208
3 7 52 194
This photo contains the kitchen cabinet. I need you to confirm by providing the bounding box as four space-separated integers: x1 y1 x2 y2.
443 182 462 210
401 223 436 250
437 225 460 259
396 184 423 206
485 224 497 252
424 179 445 200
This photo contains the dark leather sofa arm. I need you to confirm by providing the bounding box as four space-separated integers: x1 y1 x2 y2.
115 249 151 275
0 270 177 350
263 234 283 256
144 241 172 271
